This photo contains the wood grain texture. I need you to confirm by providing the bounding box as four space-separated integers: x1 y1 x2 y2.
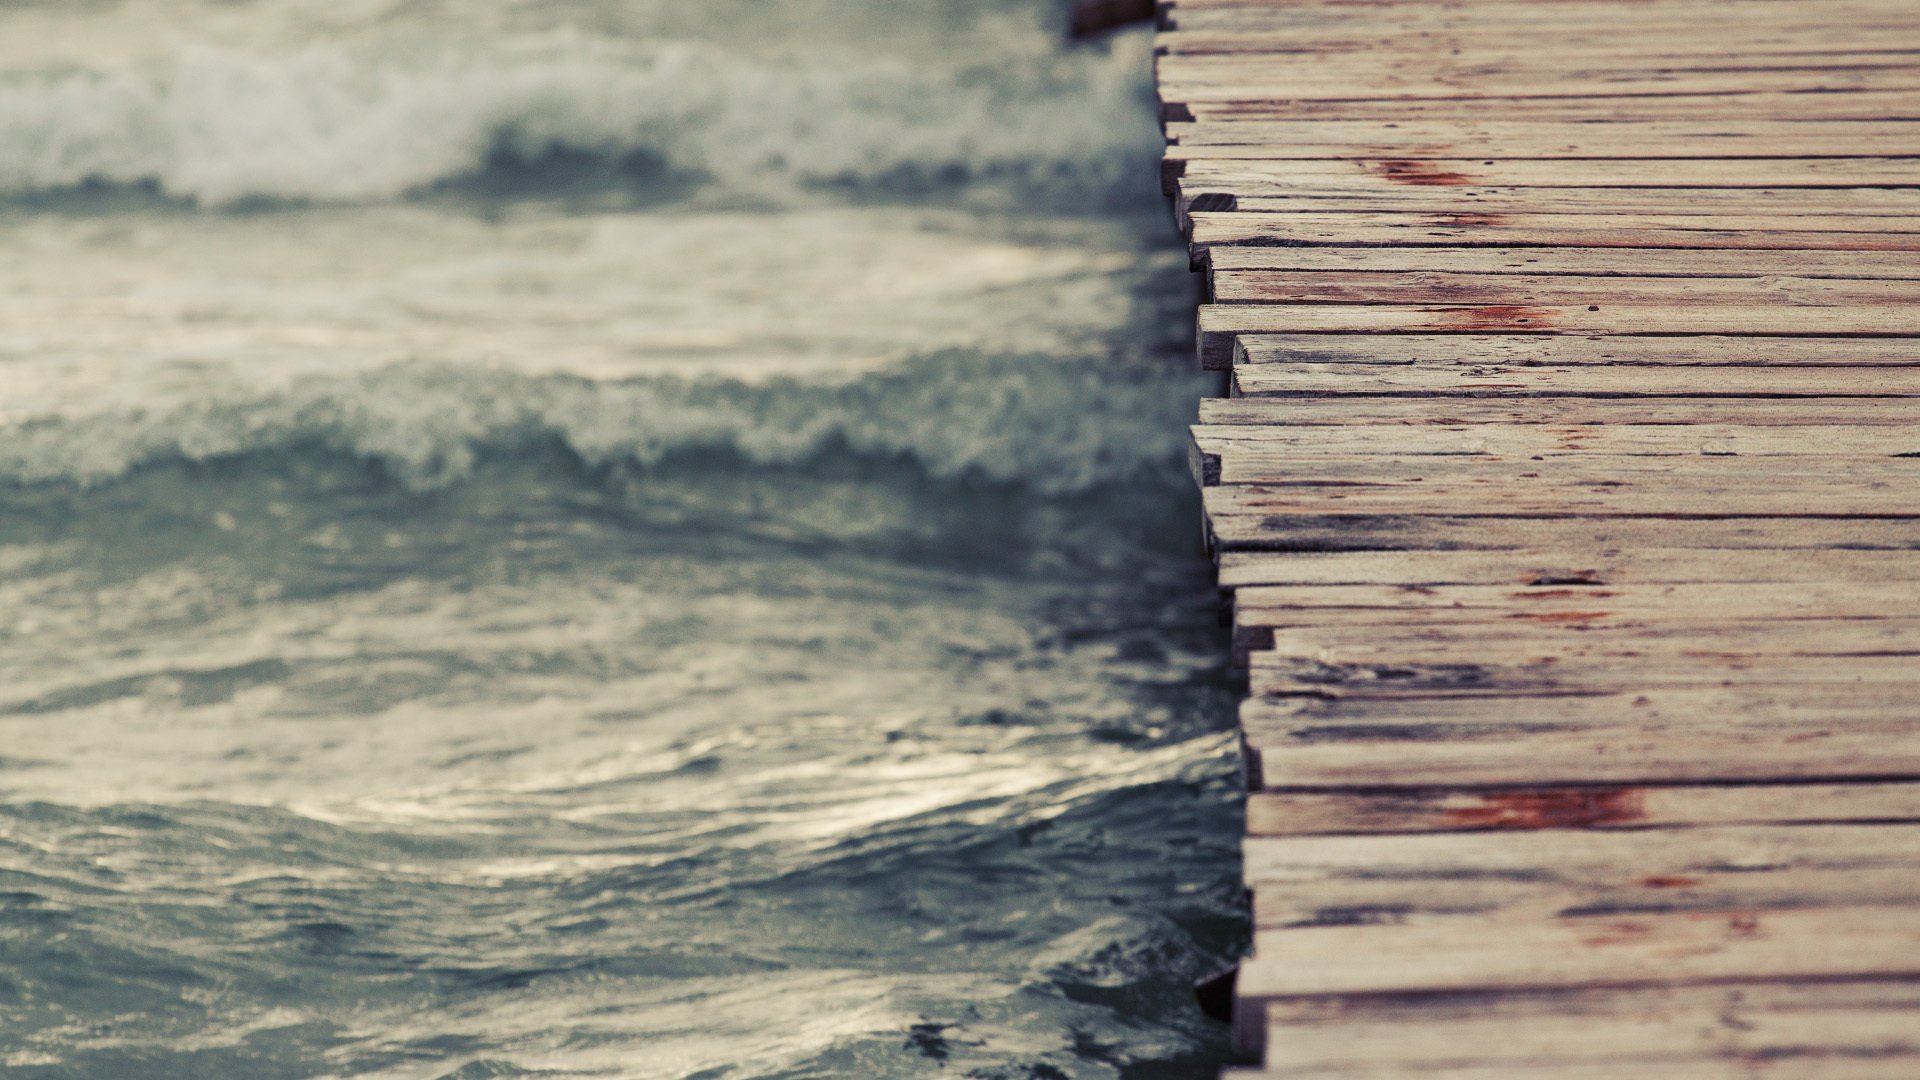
1156 0 1920 1067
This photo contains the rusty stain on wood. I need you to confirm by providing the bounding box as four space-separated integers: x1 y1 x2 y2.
1441 788 1650 831
1432 304 1558 331
1374 159 1477 185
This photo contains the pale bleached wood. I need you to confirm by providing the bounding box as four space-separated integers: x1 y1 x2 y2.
1226 333 1920 364
1239 903 1920 997
1212 270 1920 307
1201 246 1920 279
1197 393 1920 424
1233 578 1920 622
1216 549 1920 587
1256 982 1920 1073
1203 462 1920 516
1197 307 1920 368
1177 88 1920 123
1194 423 1920 461
1247 783 1920 836
1225 1060 1920 1080
1189 212 1920 257
1228 364 1920 398
1248 650 1920 697
1176 157 1920 192
1168 120 1920 158
1202 509 1920 552
1240 691 1920 787
1210 188 1920 217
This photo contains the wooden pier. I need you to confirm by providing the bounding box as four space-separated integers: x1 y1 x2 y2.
1152 0 1920 1074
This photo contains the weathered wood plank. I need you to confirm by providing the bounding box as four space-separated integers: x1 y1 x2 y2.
1228 1053 1920 1076
1252 981 1920 1074
1202 456 1920 514
1244 823 1920 898
1202 246 1920 280
1229 364 1920 398
1195 425 1920 469
1225 333 1920 364
1167 119 1920 158
1247 783 1920 836
1213 271 1920 307
1203 509 1920 552
1216 548 1920 587
1174 157 1920 194
1197 393 1920 424
1162 0 1920 1065
1197 307 1920 367
1239 903 1920 997
1176 88 1920 123
1240 691 1920 787
1209 188 1920 216
1189 211 1920 255
1232 578 1920 625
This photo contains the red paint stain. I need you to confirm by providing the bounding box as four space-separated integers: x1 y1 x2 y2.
1581 920 1656 948
1443 787 1647 831
1511 588 1620 600
1432 305 1556 332
1372 159 1475 185
1641 875 1700 889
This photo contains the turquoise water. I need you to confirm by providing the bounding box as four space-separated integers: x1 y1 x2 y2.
0 3 1246 1076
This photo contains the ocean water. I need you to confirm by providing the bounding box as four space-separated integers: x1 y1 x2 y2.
0 2 1247 1077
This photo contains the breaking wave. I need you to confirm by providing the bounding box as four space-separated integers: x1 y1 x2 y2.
0 33 1160 206
0 353 1208 494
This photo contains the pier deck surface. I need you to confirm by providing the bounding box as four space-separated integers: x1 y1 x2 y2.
1151 0 1920 1074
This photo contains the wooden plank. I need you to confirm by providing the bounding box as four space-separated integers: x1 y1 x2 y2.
1244 823 1920 897
1216 549 1920 587
1157 68 1920 106
1231 578 1920 623
1239 691 1920 787
1228 364 1920 398
1202 509 1920 553
1197 393 1920 424
1248 650 1920 696
1164 0 1920 24
1210 188 1920 218
1197 308 1920 367
1202 246 1920 278
1212 271 1920 307
1247 620 1920 669
1189 211 1920 254
1167 119 1920 157
1195 423 1920 466
1175 88 1920 123
1173 157 1920 192
1204 453 1920 514
1253 982 1920 1074
1226 1059 1920 1080
1239 903 1920 997
1224 334 1920 364
1247 783 1920 836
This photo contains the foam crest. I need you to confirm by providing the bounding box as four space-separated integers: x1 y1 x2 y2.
0 33 1158 205
0 355 1205 493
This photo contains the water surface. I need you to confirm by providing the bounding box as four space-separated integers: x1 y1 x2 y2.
0 3 1246 1076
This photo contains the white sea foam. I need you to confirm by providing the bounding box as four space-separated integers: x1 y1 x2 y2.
0 32 1158 205
0 355 1205 492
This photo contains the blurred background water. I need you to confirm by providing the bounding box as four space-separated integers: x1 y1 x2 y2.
0 2 1247 1076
